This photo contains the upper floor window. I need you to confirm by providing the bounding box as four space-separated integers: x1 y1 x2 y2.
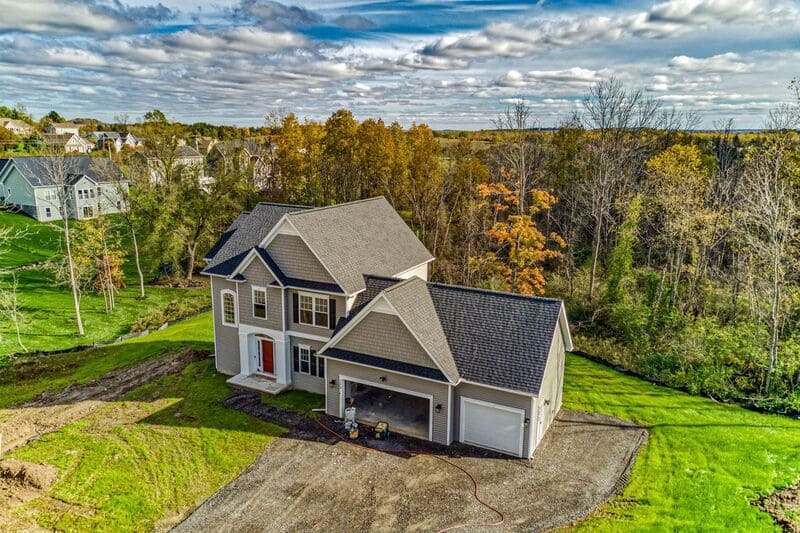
252 286 267 319
298 293 328 328
221 290 237 326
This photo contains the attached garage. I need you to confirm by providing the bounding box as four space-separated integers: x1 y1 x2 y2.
343 378 431 440
459 397 525 457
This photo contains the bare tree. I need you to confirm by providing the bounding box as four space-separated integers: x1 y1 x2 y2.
492 100 549 214
577 77 695 300
38 154 85 335
739 107 800 394
94 159 145 298
0 218 27 351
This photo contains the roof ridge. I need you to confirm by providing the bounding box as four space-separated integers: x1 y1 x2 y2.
426 280 563 304
255 201 311 209
287 196 386 216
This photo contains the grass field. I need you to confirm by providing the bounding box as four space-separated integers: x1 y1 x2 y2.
0 211 209 360
9 359 283 531
3 314 800 530
565 355 800 531
0 312 213 409
0 210 62 268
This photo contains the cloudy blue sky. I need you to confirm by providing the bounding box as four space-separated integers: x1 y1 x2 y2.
1 0 799 129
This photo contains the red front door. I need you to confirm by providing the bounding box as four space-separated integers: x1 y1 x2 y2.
260 339 274 374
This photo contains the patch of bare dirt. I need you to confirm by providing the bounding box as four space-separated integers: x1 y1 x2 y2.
0 460 58 532
756 483 800 532
0 347 207 455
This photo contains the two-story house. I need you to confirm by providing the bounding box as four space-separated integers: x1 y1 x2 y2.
0 156 128 221
41 133 94 154
202 197 572 458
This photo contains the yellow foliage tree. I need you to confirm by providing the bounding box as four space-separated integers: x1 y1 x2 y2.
470 183 565 295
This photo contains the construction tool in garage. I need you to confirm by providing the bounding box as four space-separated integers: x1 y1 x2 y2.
374 422 389 440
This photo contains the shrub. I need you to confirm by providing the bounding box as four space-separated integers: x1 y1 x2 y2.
131 296 209 333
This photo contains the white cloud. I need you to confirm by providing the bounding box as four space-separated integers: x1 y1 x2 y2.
420 0 798 61
669 53 753 73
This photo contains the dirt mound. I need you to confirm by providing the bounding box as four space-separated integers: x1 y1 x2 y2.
0 460 58 491
756 483 800 532
1 347 208 454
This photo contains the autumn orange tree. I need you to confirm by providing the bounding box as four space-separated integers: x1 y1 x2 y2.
469 178 565 295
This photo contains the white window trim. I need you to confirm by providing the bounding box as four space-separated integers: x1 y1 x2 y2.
251 285 268 320
298 291 329 329
221 289 238 327
298 344 312 375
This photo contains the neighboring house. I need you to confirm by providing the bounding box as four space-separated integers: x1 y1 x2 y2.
46 122 81 136
0 119 33 136
41 133 94 154
0 156 128 221
136 144 206 184
91 131 141 152
202 197 572 458
207 140 275 190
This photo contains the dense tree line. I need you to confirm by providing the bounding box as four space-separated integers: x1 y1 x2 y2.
115 84 799 413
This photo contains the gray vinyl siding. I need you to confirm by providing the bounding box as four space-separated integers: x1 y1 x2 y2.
238 259 283 331
267 234 337 284
289 337 326 394
453 382 534 455
325 358 450 445
1 167 38 218
285 289 343 337
537 326 565 436
212 276 241 375
334 312 436 370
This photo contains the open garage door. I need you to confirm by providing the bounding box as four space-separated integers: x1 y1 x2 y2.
343 379 431 441
460 397 524 457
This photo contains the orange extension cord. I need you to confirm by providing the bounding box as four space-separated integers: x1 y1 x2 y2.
312 416 505 532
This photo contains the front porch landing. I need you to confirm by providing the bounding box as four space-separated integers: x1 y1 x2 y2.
227 373 290 395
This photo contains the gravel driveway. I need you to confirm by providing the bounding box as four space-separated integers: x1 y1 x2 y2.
173 410 646 532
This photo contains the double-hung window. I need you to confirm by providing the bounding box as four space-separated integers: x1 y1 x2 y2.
293 345 323 377
298 293 329 328
221 290 237 326
252 286 267 319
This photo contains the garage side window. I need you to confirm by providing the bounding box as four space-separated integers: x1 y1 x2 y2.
221 290 238 326
292 345 322 377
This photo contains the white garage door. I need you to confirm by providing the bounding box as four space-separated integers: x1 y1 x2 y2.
460 397 524 457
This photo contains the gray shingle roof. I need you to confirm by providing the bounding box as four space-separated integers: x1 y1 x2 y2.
287 197 433 294
381 277 460 383
202 197 433 296
327 275 565 395
202 203 310 272
2 156 124 187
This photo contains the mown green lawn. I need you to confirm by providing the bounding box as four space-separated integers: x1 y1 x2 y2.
9 359 283 531
0 211 210 360
565 354 800 531
0 312 213 408
0 210 62 268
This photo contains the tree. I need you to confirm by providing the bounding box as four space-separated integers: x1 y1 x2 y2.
72 217 126 313
603 195 642 305
578 78 663 300
144 109 168 124
492 101 549 214
94 159 146 298
43 110 65 124
645 144 718 309
469 184 564 295
38 154 85 335
0 217 27 351
738 108 800 394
